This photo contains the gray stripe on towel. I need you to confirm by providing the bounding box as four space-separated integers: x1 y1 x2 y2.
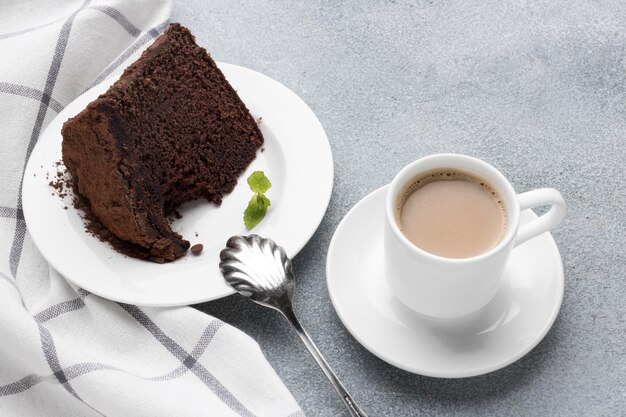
120 304 258 417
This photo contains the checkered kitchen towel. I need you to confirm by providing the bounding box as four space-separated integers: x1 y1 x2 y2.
0 1 304 416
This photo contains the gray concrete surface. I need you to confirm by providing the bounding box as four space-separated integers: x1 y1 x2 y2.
184 1 626 416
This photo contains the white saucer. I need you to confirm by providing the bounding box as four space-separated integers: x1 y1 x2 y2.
326 186 564 378
23 63 333 307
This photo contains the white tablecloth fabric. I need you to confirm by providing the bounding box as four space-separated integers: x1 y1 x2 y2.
0 1 304 416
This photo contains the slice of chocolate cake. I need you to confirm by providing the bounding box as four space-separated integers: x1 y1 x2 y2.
62 23 263 263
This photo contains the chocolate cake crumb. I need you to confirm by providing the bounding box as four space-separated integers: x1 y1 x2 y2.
190 244 203 254
48 161 72 199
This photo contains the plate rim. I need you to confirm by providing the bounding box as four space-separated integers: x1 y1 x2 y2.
326 185 564 378
23 62 333 307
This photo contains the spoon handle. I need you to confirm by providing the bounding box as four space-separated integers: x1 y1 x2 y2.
281 306 368 417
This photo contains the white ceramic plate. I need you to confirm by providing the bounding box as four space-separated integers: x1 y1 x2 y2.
23 63 333 307
327 186 564 378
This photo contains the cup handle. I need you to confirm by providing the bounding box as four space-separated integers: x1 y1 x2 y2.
515 188 566 247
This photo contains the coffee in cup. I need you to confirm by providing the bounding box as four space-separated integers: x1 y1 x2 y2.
395 169 507 259
384 154 566 318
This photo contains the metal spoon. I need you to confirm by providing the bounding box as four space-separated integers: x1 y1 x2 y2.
219 235 368 417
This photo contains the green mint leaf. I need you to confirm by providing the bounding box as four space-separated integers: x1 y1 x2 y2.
247 171 271 194
244 193 271 229
243 172 272 229
256 193 271 208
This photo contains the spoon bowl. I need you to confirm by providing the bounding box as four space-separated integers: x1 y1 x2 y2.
220 235 294 310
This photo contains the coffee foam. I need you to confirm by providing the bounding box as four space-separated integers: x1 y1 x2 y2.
395 169 508 252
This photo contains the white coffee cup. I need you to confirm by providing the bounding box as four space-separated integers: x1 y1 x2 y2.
384 154 566 318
